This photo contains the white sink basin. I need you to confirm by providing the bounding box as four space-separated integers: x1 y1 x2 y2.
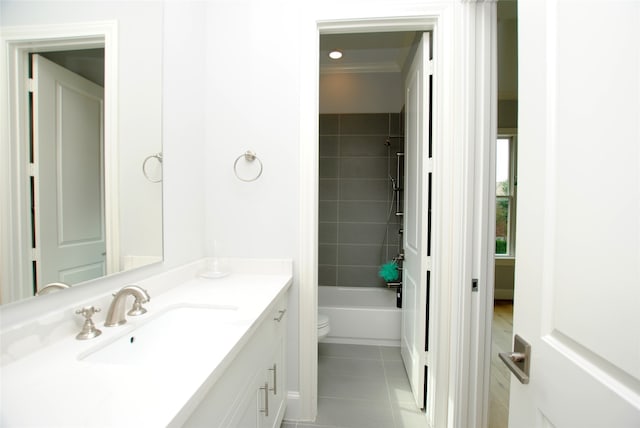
80 305 247 366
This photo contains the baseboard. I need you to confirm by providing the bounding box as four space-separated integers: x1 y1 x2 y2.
284 391 304 422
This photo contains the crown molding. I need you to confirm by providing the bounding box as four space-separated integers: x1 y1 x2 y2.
320 61 401 74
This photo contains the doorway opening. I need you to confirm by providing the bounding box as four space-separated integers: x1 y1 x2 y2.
316 28 432 426
488 2 518 426
490 132 517 428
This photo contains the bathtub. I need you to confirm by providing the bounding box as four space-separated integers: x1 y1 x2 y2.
318 286 401 346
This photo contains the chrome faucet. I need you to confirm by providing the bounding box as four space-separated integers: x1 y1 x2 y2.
104 285 150 327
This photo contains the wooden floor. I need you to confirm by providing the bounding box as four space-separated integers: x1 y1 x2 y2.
488 300 513 428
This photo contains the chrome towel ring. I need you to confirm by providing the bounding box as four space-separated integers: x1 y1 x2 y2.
142 152 163 183
234 150 263 182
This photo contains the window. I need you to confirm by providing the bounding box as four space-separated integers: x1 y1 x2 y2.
496 135 517 256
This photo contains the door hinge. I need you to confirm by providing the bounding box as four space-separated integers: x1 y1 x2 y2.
428 59 434 75
27 78 35 93
425 157 434 172
472 278 478 292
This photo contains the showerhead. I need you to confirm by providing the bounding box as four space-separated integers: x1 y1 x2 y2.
384 138 391 147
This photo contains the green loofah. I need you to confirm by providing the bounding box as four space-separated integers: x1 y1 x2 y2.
379 261 399 282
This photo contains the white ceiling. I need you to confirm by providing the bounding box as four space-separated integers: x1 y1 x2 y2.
319 31 419 74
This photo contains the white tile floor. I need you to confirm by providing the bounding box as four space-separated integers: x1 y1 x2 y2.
282 343 427 428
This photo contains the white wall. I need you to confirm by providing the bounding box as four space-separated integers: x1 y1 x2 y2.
203 0 301 260
494 258 514 299
162 1 208 267
203 0 304 393
497 17 517 100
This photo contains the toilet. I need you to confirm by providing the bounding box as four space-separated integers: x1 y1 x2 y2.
317 313 331 341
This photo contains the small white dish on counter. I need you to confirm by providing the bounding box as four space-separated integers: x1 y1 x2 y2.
199 270 229 279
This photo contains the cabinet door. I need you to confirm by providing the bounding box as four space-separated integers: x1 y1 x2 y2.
226 376 262 428
261 302 287 428
181 293 289 428
262 340 285 428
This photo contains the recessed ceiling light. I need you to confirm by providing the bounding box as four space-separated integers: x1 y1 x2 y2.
328 50 343 60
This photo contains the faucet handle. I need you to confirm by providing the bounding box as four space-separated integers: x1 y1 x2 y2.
110 287 149 316
76 305 101 318
127 296 148 316
75 306 102 340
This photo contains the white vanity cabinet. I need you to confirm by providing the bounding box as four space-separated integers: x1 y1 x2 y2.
182 293 288 428
0 260 293 428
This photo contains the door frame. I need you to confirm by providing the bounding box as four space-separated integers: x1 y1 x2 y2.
450 3 498 428
296 2 497 426
0 22 119 302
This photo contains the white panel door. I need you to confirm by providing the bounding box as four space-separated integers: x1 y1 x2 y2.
32 54 106 289
401 32 431 410
509 1 640 426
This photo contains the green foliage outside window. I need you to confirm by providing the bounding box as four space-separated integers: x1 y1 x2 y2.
495 195 509 255
496 137 515 255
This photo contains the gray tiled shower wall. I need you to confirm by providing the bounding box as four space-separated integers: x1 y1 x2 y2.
319 113 404 288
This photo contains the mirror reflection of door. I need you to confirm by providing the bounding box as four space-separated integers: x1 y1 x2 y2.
31 53 106 291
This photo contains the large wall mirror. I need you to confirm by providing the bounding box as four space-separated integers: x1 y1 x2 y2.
0 2 164 305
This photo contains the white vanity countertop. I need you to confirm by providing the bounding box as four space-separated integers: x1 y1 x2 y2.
0 263 292 427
